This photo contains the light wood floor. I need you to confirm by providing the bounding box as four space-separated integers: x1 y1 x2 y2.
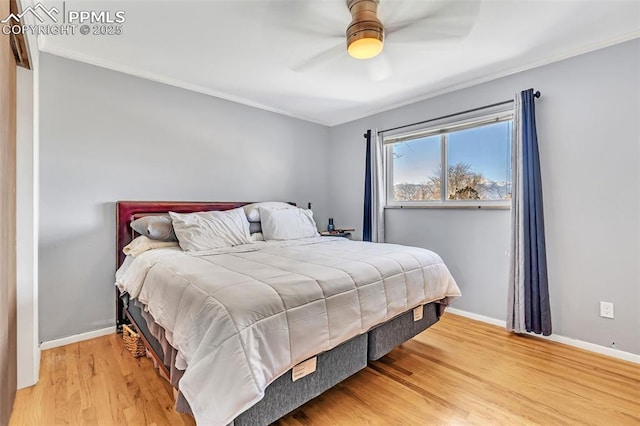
10 314 640 425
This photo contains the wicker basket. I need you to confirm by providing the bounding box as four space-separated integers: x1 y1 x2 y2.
122 324 146 358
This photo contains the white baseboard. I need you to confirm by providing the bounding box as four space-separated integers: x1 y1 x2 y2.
447 308 507 327
40 326 116 350
446 308 640 365
37 310 640 365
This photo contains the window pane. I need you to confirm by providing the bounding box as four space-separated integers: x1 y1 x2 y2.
391 135 441 201
447 120 512 200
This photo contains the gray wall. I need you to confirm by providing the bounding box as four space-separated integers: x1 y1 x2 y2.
328 40 640 354
39 53 330 341
40 40 640 355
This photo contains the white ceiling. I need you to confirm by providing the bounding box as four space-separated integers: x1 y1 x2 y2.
37 0 640 126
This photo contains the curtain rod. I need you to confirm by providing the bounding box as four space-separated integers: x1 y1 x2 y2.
377 90 541 135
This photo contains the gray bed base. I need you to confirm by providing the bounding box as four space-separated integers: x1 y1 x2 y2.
123 297 442 425
235 333 368 426
368 302 440 360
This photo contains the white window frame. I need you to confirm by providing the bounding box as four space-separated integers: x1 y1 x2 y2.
384 110 514 209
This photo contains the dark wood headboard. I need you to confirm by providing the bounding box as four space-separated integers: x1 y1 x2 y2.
115 200 256 328
115 201 257 268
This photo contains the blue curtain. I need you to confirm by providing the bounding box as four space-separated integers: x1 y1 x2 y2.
363 130 372 242
521 89 552 335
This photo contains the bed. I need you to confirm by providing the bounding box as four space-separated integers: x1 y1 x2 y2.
115 201 460 425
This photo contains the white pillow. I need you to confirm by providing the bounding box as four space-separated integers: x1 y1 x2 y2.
123 236 179 257
169 207 252 252
243 202 295 223
260 207 319 241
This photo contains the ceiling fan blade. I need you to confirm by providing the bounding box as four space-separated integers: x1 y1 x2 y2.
378 0 423 26
265 0 348 39
385 0 481 43
291 43 345 72
366 53 393 82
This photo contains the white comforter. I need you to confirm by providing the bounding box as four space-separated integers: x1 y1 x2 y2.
116 237 460 425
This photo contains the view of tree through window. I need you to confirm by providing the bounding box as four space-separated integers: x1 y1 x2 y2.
388 118 512 203
391 135 440 201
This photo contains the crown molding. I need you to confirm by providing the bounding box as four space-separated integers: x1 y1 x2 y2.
38 43 332 126
337 31 640 126
39 31 639 127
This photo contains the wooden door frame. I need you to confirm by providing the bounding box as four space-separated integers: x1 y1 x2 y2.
1 0 18 423
8 0 31 69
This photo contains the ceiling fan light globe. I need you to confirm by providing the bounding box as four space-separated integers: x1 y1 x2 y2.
348 37 384 59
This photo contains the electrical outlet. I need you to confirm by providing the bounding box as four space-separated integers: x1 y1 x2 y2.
600 301 614 319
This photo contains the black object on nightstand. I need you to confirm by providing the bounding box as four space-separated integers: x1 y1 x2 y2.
320 229 354 239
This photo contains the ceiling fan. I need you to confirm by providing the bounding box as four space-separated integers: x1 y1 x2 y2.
346 0 386 59
267 0 481 80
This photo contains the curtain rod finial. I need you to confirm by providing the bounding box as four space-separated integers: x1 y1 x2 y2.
534 90 541 98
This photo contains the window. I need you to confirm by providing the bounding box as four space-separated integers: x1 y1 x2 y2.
385 111 513 207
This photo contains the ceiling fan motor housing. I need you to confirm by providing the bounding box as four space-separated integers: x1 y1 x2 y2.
346 0 384 50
